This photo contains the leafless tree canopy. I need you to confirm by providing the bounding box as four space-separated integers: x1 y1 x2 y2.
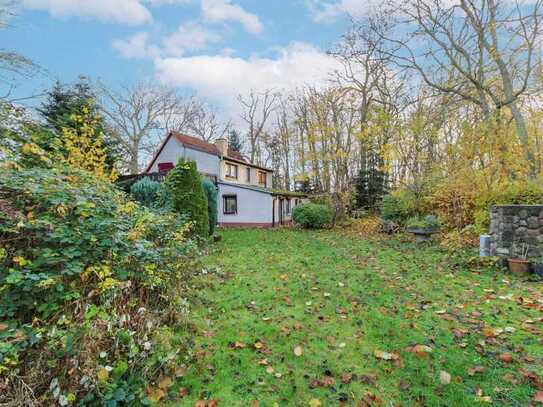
99 82 201 173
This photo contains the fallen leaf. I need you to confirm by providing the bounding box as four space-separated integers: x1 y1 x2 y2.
533 391 543 404
194 401 206 407
499 353 513 363
474 396 492 403
178 387 189 398
0 323 8 332
208 400 219 407
308 399 322 407
467 366 485 376
229 341 246 349
254 341 266 350
407 344 433 358
158 377 172 390
399 380 410 390
340 372 353 384
294 346 303 356
374 350 399 361
147 387 166 403
440 371 451 385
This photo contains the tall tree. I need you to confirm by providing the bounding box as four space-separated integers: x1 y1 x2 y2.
238 90 278 164
99 82 199 173
367 0 543 173
39 78 120 170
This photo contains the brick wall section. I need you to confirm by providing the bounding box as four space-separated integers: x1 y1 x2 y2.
490 205 543 257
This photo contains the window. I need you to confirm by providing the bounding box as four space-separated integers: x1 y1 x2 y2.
158 162 174 172
223 195 237 215
286 199 291 214
225 163 238 179
246 168 251 182
258 171 267 186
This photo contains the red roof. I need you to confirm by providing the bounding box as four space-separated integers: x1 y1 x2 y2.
144 131 272 173
172 133 246 162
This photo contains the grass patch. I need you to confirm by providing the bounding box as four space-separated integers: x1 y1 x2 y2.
171 229 542 406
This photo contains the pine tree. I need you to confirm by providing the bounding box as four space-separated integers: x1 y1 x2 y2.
228 129 243 152
39 78 121 171
354 152 388 211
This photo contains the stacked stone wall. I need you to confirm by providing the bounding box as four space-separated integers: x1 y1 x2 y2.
490 205 543 257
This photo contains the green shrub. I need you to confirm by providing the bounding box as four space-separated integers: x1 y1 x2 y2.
162 159 209 238
381 193 412 222
130 176 162 207
0 166 200 404
406 214 440 230
202 179 218 236
292 203 333 229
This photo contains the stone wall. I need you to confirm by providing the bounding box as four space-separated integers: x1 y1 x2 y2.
490 205 543 257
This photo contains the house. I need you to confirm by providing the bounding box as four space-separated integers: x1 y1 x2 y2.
144 132 305 227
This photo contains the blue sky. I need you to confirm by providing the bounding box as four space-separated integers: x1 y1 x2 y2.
4 0 366 117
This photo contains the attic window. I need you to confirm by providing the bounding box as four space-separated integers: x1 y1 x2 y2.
158 162 174 172
226 163 238 179
258 171 267 187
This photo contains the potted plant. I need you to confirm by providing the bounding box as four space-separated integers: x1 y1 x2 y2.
406 214 440 242
508 243 530 275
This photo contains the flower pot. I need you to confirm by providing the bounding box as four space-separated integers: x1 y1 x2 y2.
406 228 438 243
532 262 543 278
507 258 531 275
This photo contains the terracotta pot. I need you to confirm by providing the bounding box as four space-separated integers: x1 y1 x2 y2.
507 258 531 275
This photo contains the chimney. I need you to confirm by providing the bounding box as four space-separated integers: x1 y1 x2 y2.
215 138 228 157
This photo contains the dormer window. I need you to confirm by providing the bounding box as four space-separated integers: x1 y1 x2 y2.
258 171 267 187
226 163 238 179
158 162 174 173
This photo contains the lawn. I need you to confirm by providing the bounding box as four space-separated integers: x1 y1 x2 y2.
171 229 542 406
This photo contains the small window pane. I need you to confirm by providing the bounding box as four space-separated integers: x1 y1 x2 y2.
246 168 251 182
223 195 237 214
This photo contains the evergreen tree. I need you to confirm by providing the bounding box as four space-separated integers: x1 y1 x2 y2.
163 159 209 238
39 78 121 171
202 179 218 236
354 152 388 211
228 129 243 152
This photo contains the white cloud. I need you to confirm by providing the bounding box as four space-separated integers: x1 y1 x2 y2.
22 0 153 25
309 0 379 22
112 32 159 58
201 0 263 34
154 42 340 116
162 21 221 56
113 22 220 59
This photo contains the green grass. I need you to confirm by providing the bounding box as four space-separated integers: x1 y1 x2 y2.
170 229 542 406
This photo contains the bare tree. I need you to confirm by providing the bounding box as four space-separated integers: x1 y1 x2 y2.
99 82 199 173
189 102 231 142
238 90 278 164
366 0 543 172
0 2 39 101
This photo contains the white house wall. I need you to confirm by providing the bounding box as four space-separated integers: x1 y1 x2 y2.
219 160 273 188
218 183 273 226
149 137 220 175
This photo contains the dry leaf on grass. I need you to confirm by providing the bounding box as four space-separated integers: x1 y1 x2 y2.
440 371 451 385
